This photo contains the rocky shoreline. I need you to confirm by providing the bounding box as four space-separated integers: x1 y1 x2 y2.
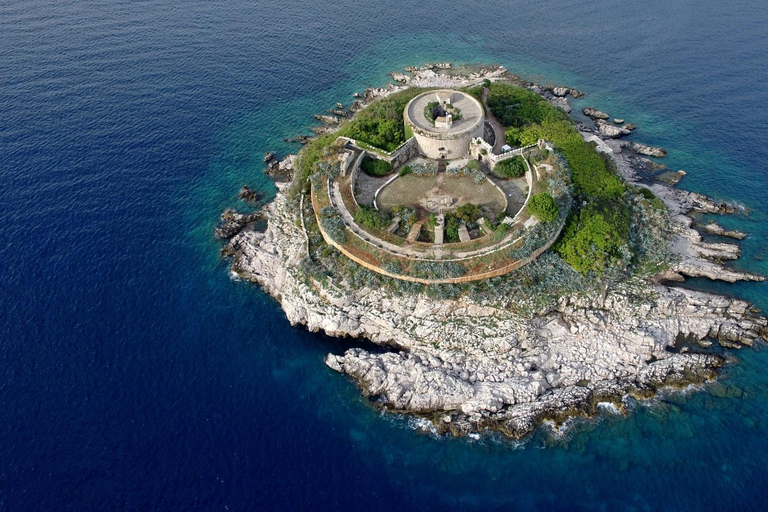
220 64 767 439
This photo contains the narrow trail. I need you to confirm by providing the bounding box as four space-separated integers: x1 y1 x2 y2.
481 87 507 155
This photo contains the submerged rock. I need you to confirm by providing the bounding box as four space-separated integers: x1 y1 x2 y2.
238 185 261 204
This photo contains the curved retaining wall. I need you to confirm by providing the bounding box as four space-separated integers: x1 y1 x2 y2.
311 178 566 285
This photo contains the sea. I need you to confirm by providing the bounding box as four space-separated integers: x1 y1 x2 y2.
1 0 768 509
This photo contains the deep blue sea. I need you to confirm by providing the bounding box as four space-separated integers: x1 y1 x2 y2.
2 0 768 509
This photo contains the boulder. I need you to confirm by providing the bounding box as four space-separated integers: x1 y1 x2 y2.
595 119 631 138
552 86 570 97
583 107 610 120
629 142 667 157
391 72 410 84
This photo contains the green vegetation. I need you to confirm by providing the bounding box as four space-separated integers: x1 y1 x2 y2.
338 88 425 152
485 82 630 275
493 156 526 178
487 84 568 128
320 206 347 244
453 203 481 224
528 193 559 222
354 205 391 230
555 200 631 274
398 165 412 177
360 156 392 176
424 101 439 122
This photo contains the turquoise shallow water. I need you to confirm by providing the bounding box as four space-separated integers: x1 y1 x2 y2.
2 0 768 509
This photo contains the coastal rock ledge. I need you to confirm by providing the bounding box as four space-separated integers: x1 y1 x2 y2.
227 180 767 438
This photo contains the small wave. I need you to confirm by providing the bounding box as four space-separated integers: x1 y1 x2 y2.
597 401 623 414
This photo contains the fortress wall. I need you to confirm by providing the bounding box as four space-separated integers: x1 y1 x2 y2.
413 132 473 160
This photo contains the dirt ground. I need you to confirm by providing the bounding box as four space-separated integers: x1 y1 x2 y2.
376 174 507 216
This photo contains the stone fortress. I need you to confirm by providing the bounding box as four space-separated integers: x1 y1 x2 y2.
404 90 485 160
310 87 566 284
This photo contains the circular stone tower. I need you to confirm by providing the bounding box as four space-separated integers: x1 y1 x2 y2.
404 89 485 160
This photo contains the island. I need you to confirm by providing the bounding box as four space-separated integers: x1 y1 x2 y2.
218 63 767 438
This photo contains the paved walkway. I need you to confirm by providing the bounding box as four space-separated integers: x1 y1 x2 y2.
481 87 507 155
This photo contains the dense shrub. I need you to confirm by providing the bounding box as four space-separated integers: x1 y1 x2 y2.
360 156 392 177
483 82 631 274
555 200 631 275
338 88 425 152
412 261 466 280
320 206 347 244
354 205 391 230
486 83 567 128
527 193 559 222
493 156 526 178
398 165 412 176
382 260 402 275
453 203 481 225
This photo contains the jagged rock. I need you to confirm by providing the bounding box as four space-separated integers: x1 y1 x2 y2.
336 102 344 109
614 118 625 124
238 185 261 204
314 114 339 125
595 119 631 138
629 142 667 157
264 152 276 163
391 72 411 83
624 123 637 131
583 107 610 119
700 222 747 240
552 86 569 97
549 96 572 114
215 209 262 239
660 170 687 185
328 109 349 117
570 89 585 98
264 155 295 182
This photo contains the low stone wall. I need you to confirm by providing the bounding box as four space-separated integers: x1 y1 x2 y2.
470 139 547 172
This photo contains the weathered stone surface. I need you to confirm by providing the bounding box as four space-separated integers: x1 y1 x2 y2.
552 86 569 97
629 142 667 157
583 107 610 119
595 119 631 138
549 96 572 114
391 72 411 83
700 222 747 240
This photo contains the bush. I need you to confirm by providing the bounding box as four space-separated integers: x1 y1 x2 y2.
555 200 631 275
361 156 392 177
494 156 526 178
454 203 480 225
398 165 412 177
338 88 425 152
354 205 391 230
320 206 347 244
527 193 559 222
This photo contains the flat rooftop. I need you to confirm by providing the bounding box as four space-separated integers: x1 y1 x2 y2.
406 90 483 136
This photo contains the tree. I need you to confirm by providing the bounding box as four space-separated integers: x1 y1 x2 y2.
493 156 526 178
527 193 559 222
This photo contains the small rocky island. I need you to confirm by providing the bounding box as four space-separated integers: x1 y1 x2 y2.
218 63 767 438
